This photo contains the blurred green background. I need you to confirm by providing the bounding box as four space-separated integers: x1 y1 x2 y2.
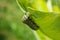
0 0 37 40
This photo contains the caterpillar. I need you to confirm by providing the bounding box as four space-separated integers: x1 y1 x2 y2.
22 12 39 30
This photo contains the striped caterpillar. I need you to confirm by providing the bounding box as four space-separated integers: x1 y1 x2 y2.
22 12 39 30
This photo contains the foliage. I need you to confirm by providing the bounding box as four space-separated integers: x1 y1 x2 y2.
0 0 36 40
18 0 60 40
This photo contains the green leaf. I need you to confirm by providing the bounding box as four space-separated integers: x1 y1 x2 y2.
28 8 60 40
18 0 49 12
18 0 60 40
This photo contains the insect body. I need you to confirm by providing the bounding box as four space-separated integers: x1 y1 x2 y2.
22 12 39 30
